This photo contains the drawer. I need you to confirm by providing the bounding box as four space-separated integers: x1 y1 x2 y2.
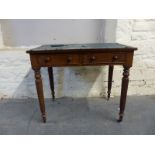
36 54 80 66
82 53 126 65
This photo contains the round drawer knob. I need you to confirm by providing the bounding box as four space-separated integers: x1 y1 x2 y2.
44 57 51 63
112 55 118 61
67 56 72 63
90 56 96 62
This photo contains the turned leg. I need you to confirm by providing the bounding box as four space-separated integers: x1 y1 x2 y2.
107 65 114 100
118 66 130 122
33 68 46 123
48 67 55 100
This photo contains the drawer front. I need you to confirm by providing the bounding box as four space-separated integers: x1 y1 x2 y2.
82 53 126 65
37 54 80 66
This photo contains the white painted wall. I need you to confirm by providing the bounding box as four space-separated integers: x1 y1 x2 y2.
0 19 103 47
0 19 116 99
100 19 117 42
0 23 3 47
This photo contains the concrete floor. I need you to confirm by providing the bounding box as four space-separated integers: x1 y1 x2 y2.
0 96 155 135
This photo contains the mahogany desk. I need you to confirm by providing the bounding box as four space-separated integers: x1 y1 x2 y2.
26 43 137 123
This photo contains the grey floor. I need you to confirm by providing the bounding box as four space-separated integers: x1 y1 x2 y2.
0 95 155 135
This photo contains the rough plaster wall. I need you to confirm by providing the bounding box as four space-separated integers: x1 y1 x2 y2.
113 19 155 96
0 19 117 99
0 49 110 99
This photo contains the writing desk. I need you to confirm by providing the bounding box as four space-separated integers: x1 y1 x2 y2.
26 43 137 123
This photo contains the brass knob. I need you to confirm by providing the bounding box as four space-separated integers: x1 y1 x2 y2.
67 56 72 63
90 56 96 62
44 57 51 63
112 55 118 61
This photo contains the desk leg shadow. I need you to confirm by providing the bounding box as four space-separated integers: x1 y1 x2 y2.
48 67 55 101
107 65 114 100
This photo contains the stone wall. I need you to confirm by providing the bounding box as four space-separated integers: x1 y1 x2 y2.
113 19 155 95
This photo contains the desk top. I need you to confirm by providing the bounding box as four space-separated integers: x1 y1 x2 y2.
27 43 137 54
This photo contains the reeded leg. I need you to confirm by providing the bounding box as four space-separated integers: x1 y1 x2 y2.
118 66 130 122
33 68 46 123
48 67 55 100
107 65 114 100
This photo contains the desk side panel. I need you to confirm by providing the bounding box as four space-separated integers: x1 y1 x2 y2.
125 51 134 67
